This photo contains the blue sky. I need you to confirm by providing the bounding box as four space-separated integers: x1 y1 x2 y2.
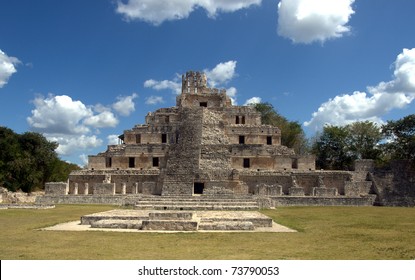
1 0 415 166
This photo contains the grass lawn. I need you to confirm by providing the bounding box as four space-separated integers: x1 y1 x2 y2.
0 204 414 259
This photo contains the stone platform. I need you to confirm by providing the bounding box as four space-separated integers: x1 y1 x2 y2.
42 209 295 232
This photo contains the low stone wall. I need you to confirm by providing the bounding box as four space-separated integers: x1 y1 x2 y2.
271 195 376 207
35 195 136 205
1 187 44 204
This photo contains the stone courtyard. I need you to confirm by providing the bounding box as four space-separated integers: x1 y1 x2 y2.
43 209 296 233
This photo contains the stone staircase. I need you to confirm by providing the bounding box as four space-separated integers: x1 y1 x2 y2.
134 196 259 211
82 209 273 231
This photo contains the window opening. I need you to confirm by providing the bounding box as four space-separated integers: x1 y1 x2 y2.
162 134 167 143
239 135 245 144
194 182 204 195
235 116 240 124
136 134 141 144
129 157 135 168
106 157 112 168
200 102 207 107
243 158 250 168
267 136 272 145
153 157 159 167
241 116 246 124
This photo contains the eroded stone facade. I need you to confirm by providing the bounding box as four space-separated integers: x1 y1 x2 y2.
41 71 376 206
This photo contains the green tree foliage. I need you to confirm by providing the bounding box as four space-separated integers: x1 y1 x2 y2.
312 121 382 170
346 121 382 160
253 102 308 154
0 127 80 192
312 125 352 170
382 114 415 161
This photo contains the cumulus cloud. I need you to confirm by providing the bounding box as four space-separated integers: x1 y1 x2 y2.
47 135 103 156
304 48 415 131
205 61 237 87
277 0 355 44
107 134 120 145
116 0 261 25
27 95 93 135
112 93 138 116
0 49 21 88
27 93 135 159
145 95 164 105
144 79 181 94
244 96 262 105
84 111 119 128
226 87 237 105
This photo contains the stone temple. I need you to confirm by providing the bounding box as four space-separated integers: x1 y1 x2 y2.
40 71 377 208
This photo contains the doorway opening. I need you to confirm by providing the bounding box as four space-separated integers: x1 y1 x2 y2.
194 182 204 195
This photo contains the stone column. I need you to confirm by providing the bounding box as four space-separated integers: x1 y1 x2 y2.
84 183 89 195
134 183 139 194
73 183 78 195
121 183 126 195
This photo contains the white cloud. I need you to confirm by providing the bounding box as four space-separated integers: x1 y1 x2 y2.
27 94 93 135
47 135 103 156
226 87 237 105
79 154 89 167
107 134 120 145
112 93 138 116
205 60 237 87
304 48 415 131
144 79 181 94
277 0 355 44
27 94 128 158
244 96 262 105
0 49 21 88
84 111 119 128
145 95 165 105
116 0 261 25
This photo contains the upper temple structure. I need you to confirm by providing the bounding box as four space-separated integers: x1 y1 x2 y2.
40 71 377 207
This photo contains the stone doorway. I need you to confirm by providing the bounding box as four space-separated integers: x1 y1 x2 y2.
194 182 204 195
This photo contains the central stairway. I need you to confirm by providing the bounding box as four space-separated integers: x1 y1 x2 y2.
133 196 259 211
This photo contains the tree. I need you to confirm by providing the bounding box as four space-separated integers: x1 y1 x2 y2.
0 127 80 192
382 114 415 161
253 102 309 154
346 121 382 160
312 121 384 170
312 125 353 170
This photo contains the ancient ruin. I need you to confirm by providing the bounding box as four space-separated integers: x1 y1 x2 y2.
39 71 377 208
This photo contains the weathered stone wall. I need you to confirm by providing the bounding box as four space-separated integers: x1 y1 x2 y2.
1 187 44 204
44 182 68 195
369 160 415 206
162 107 203 196
271 196 376 206
240 171 352 196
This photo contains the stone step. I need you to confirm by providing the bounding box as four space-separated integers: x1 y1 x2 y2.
141 220 199 231
135 201 258 206
90 219 143 229
198 221 254 231
135 196 255 202
134 204 259 211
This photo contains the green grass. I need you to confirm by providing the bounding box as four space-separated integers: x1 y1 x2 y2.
0 205 414 259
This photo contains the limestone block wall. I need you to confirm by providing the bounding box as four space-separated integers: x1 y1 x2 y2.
88 156 106 169
225 126 281 145
93 183 115 195
223 107 262 126
44 182 68 195
295 156 316 171
240 171 352 196
162 107 204 195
